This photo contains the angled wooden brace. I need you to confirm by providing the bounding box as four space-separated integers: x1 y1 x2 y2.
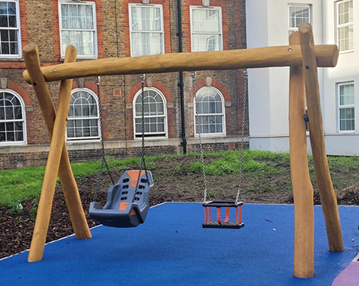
299 23 344 252
23 44 92 262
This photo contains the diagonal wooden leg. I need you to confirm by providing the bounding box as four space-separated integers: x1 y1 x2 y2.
299 23 343 252
23 44 91 262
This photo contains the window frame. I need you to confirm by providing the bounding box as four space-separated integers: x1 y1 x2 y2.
0 89 27 146
58 0 98 59
337 82 355 133
0 0 22 58
336 0 354 53
288 4 311 35
194 86 226 137
66 88 101 142
132 87 167 139
128 3 165 57
190 5 223 52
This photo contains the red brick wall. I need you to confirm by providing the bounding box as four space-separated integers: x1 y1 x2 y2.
0 0 247 170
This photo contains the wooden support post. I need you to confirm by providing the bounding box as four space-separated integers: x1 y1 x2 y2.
299 23 344 252
289 32 314 278
24 44 91 262
23 44 91 246
23 45 339 83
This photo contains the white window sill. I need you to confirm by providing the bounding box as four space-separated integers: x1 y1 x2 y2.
339 49 354 55
0 142 27 147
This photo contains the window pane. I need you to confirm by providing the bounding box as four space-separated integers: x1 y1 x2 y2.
5 105 13 119
192 9 220 33
340 108 355 131
61 3 95 57
6 121 13 131
62 31 94 56
8 15 15 27
15 121 22 131
90 127 98 136
0 15 6 27
289 6 309 28
131 6 161 32
340 84 354 105
131 32 162 56
8 2 15 15
14 106 22 119
192 34 220 52
67 127 74 137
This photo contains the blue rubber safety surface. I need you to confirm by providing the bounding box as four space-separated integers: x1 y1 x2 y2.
0 203 358 286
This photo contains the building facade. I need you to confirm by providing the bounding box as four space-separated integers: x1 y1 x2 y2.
247 0 358 155
0 0 247 170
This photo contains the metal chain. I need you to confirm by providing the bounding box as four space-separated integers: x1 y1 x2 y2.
235 70 248 204
192 72 209 203
133 74 150 202
94 76 115 201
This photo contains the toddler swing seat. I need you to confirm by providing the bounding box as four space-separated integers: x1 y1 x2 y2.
202 201 244 229
89 170 154 228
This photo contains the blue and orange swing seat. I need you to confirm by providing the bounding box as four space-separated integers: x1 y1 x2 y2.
89 170 153 228
202 201 244 229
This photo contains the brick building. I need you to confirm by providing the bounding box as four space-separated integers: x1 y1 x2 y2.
0 0 247 170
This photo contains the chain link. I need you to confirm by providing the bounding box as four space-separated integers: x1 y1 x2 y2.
94 76 115 201
235 70 248 204
192 72 209 203
134 74 150 202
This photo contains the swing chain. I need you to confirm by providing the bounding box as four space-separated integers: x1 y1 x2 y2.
235 70 248 204
94 76 115 201
134 74 150 202
192 72 209 203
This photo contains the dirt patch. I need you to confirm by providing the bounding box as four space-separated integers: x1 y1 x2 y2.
1 155 358 259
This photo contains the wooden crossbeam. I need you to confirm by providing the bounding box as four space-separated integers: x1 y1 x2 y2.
23 45 339 83
23 44 91 262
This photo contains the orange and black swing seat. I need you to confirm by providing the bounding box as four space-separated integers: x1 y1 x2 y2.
202 201 244 229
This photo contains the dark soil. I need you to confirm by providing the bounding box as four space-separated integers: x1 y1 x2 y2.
1 155 359 259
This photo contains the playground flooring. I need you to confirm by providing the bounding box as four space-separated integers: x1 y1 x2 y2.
0 203 358 286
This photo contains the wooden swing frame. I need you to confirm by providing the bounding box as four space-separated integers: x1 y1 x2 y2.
24 23 343 279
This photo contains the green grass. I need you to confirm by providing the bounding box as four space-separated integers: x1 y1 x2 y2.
1 149 359 208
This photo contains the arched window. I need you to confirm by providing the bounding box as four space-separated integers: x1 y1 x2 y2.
194 87 226 135
133 88 167 138
67 88 100 141
0 90 26 144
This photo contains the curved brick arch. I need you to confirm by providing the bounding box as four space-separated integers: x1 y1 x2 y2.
84 81 107 104
127 82 142 104
190 79 231 102
127 80 173 104
7 81 32 106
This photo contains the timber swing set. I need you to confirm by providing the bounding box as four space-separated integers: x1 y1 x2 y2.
24 23 344 279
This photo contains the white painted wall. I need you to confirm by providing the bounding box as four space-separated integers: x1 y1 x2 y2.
321 0 359 155
247 0 359 155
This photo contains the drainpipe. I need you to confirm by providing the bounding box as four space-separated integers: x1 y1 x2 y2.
177 0 187 154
